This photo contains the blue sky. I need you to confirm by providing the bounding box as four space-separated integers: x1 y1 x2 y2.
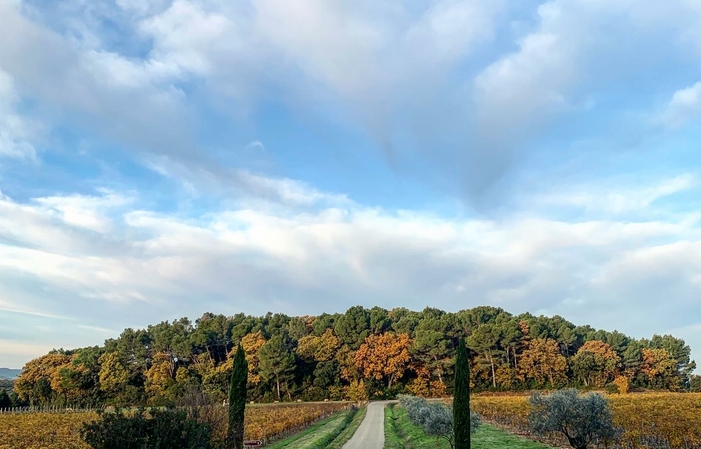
1 0 701 369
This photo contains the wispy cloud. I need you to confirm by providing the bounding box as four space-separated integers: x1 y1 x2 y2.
534 174 696 214
656 81 701 128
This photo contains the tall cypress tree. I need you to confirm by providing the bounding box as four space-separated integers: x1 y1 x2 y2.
228 344 248 449
453 338 471 449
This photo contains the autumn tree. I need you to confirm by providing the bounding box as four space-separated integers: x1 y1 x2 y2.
145 352 177 405
640 348 679 390
571 341 620 387
14 306 698 406
518 338 567 388
297 329 340 363
355 332 412 389
14 352 72 406
648 334 697 387
241 331 266 385
98 352 131 405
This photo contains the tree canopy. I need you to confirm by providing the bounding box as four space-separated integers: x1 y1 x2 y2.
12 306 697 406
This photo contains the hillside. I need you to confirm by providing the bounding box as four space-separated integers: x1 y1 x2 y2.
12 306 697 407
0 368 20 380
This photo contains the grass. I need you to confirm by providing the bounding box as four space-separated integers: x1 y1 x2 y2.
383 404 554 449
326 405 367 449
266 408 358 449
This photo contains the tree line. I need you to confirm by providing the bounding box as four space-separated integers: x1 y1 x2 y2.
9 306 698 407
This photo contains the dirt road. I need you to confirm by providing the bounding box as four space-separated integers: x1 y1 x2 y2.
341 401 395 449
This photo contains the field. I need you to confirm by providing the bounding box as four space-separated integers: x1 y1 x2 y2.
471 392 701 449
0 402 352 449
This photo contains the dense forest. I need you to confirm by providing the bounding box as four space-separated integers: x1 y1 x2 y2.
7 306 699 408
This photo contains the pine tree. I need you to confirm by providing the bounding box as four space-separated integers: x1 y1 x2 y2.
453 338 471 449
228 344 248 449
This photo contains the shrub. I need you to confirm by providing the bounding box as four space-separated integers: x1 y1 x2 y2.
81 407 215 449
612 376 629 395
528 389 620 449
398 395 480 448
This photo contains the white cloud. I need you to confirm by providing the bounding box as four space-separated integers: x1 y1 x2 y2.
1 175 700 367
0 69 39 160
2 0 701 200
656 81 701 128
535 174 696 214
34 190 133 233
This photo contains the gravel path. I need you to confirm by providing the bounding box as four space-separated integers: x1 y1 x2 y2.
341 401 395 449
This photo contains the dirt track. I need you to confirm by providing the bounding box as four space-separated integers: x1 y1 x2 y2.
341 401 395 449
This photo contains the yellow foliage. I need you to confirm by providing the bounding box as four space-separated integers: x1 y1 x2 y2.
407 377 431 397
97 352 129 395
345 379 368 401
13 353 73 404
241 331 266 385
297 330 340 363
613 375 630 395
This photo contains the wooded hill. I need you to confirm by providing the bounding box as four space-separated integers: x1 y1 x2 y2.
11 306 698 407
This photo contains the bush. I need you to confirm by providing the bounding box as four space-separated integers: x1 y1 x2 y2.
528 389 620 449
81 407 215 449
604 384 618 395
398 395 480 448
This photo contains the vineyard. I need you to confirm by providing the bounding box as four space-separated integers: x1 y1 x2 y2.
0 402 353 449
471 392 701 449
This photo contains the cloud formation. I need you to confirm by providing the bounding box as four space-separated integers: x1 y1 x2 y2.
1 174 700 367
1 0 701 370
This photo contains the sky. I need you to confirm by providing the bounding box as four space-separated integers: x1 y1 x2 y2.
0 0 700 369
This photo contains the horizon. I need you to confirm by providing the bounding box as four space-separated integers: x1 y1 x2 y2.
2 0 701 370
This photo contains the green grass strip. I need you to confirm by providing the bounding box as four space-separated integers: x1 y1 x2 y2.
384 404 554 449
326 405 367 449
383 403 405 449
266 408 356 449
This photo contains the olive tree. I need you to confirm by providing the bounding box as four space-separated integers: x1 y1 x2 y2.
528 389 620 449
398 395 480 449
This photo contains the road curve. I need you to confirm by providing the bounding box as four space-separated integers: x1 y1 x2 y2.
342 400 396 449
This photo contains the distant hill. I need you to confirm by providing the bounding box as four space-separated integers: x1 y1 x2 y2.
0 368 21 380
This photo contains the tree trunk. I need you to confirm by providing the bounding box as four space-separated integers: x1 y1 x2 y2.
434 355 444 384
276 377 281 401
489 355 496 388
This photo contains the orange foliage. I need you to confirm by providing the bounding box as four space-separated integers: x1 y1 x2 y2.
517 338 567 387
355 333 412 388
613 375 629 395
